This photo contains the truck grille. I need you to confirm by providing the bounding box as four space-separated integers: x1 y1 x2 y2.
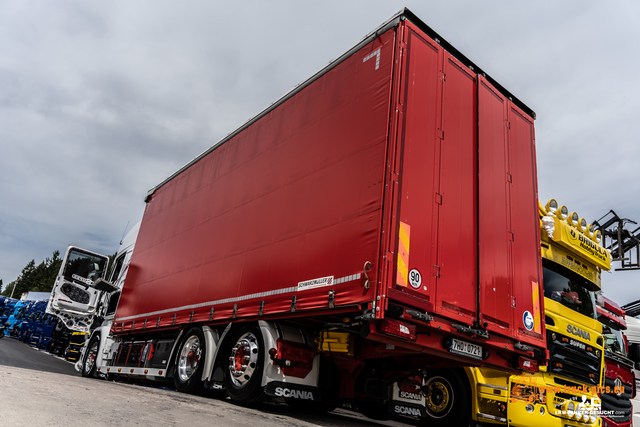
600 377 632 424
60 283 90 304
547 332 601 385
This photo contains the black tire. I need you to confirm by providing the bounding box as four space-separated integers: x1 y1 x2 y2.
223 325 266 404
285 398 338 413
0 329 4 339
422 369 471 426
358 400 397 421
82 335 100 378
173 327 206 394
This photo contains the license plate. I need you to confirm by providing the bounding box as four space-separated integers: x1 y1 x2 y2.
449 338 483 360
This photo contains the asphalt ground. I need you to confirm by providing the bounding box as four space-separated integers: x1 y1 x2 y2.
0 337 417 427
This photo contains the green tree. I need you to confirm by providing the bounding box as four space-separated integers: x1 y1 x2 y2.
0 250 64 297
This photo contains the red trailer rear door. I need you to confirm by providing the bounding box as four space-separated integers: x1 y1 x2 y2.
392 22 478 324
478 75 545 348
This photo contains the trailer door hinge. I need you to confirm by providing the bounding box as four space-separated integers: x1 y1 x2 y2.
507 173 512 183
432 265 440 278
508 231 514 242
395 102 403 113
435 193 442 205
405 310 433 322
437 128 444 140
511 296 516 308
452 323 490 340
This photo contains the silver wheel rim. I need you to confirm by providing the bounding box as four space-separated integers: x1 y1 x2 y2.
228 332 259 388
177 335 201 382
85 341 98 373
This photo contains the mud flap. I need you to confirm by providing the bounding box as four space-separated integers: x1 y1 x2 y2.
264 381 321 402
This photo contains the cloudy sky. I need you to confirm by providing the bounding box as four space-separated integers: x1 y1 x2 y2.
1 1 639 305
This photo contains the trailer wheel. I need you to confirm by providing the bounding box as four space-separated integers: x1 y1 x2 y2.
82 335 100 378
173 327 206 394
423 369 471 426
223 326 265 404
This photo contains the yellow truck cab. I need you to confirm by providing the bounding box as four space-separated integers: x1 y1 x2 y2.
467 199 609 426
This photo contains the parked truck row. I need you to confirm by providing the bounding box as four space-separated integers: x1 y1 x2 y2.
40 7 636 426
1 296 87 361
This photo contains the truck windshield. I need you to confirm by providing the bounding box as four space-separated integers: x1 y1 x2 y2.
62 249 108 285
543 262 595 319
602 324 627 357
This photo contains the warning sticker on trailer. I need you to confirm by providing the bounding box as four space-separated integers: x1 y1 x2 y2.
298 276 334 291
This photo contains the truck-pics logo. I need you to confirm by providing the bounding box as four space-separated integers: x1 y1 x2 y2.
567 324 591 341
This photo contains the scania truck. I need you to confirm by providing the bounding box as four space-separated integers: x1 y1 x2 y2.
596 295 634 427
422 199 610 426
53 8 549 420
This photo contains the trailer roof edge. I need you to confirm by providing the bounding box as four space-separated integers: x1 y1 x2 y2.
146 7 535 201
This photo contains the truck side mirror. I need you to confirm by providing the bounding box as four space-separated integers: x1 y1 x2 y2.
91 278 118 293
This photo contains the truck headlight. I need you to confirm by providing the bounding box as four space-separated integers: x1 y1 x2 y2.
559 205 568 220
594 229 602 243
575 403 585 420
579 218 588 233
566 401 575 418
569 212 579 227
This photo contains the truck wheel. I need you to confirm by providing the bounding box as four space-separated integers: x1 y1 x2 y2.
358 401 397 421
423 369 471 426
223 326 266 404
82 335 100 378
173 327 206 394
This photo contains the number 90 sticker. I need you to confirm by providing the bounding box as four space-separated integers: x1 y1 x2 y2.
409 269 422 289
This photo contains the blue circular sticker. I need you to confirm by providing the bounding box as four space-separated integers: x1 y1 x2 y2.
523 311 534 331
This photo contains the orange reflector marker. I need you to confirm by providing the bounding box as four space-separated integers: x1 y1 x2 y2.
144 370 148 374
107 368 110 372
396 222 411 287
97 367 101 371
532 281 541 334
130 369 134 373
118 368 122 372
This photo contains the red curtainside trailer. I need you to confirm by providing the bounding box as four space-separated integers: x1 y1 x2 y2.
74 8 547 419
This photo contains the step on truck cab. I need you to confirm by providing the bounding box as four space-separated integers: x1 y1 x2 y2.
596 295 634 427
59 8 549 420
447 199 610 427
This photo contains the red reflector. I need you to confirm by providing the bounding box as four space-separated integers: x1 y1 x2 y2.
518 356 538 372
381 318 416 341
